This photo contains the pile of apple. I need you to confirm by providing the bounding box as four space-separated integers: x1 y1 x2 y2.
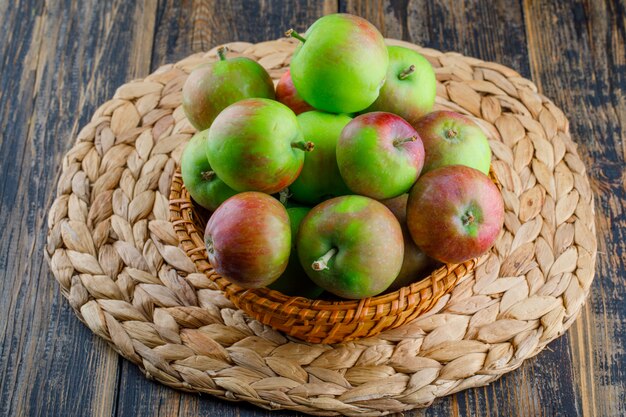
180 14 505 300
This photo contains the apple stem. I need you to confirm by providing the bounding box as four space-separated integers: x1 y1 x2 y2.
393 135 418 147
285 29 307 43
278 188 291 205
201 170 215 181
312 247 337 271
217 46 228 61
291 140 315 152
398 64 416 80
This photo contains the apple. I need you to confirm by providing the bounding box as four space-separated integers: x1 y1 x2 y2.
336 112 425 199
275 69 314 115
414 110 491 175
297 195 404 299
205 192 291 288
206 98 313 194
287 14 389 113
406 165 504 264
180 129 237 211
182 46 275 131
381 194 437 291
268 207 324 298
289 111 352 205
363 45 436 125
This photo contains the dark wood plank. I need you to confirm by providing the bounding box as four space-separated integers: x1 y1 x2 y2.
0 1 156 416
150 0 337 71
524 1 626 417
340 0 531 78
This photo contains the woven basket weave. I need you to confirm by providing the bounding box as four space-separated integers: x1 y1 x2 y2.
45 38 597 416
170 170 483 344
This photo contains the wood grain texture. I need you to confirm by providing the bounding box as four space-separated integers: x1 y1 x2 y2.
523 1 626 417
0 1 156 416
150 0 336 70
0 0 622 416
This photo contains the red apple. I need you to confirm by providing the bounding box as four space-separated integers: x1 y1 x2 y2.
381 194 437 291
414 110 491 175
406 165 504 264
276 69 314 115
204 192 291 288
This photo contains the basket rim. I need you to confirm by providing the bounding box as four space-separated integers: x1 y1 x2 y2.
169 169 481 315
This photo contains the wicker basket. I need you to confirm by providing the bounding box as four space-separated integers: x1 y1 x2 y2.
169 169 491 344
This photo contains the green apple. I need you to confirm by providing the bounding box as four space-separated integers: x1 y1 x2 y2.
414 110 491 175
287 14 389 113
336 112 425 199
182 47 275 131
206 98 313 194
289 111 352 205
297 195 404 299
180 129 237 211
268 207 324 298
364 46 436 125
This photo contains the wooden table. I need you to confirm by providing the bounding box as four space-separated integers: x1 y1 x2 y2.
1 1 624 416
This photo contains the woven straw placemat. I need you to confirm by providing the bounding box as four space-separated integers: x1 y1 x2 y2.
45 38 597 416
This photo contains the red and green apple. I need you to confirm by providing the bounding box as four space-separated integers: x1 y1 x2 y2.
336 112 425 199
288 14 389 113
297 195 404 299
406 165 504 264
182 47 275 131
364 45 436 125
205 192 291 288
414 110 491 175
206 98 313 194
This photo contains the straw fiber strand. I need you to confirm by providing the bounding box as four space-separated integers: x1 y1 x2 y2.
45 38 596 415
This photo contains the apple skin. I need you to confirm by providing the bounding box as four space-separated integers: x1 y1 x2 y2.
289 111 352 205
336 112 425 199
297 195 404 299
268 207 324 298
406 165 504 264
290 14 389 114
414 110 492 175
364 46 436 125
182 51 275 131
180 130 238 212
206 98 311 194
205 192 291 288
381 194 437 291
275 69 314 115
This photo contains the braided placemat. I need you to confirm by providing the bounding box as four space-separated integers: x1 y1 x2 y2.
45 38 597 416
